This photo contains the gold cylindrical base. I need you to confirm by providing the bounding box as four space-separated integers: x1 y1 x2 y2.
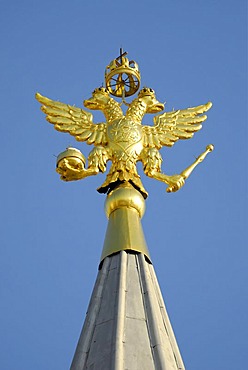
100 184 151 263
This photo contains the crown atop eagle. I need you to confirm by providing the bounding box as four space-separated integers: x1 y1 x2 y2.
138 87 155 98
105 50 141 97
105 56 140 77
92 87 109 96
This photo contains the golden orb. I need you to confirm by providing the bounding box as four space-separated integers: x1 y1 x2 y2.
56 147 86 172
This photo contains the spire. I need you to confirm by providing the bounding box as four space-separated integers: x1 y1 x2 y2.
70 183 185 370
36 51 213 370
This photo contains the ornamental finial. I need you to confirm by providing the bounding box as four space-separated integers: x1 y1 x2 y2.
36 51 214 198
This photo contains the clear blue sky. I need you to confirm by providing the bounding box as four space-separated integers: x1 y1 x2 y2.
1 1 247 369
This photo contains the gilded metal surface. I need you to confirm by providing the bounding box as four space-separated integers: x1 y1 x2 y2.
101 184 150 262
36 83 213 198
105 49 140 97
105 182 146 219
167 144 214 192
57 147 86 181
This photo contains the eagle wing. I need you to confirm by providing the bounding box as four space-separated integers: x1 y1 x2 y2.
36 93 107 146
142 102 212 149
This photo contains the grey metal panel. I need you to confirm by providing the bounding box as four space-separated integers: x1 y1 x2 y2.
125 253 146 321
110 251 126 370
124 317 155 370
138 254 184 370
70 257 111 370
86 319 114 369
109 252 120 271
148 263 185 370
96 266 119 325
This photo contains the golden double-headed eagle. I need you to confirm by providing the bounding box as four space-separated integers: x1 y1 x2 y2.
36 54 213 198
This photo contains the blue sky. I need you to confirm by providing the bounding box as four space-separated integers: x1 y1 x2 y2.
1 1 247 369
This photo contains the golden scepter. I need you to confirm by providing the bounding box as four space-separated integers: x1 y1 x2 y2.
166 144 214 193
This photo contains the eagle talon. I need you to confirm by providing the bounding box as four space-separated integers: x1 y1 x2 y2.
166 175 185 193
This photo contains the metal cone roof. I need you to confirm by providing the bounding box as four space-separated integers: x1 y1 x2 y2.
71 251 185 370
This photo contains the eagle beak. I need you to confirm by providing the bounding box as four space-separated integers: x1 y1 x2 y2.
146 100 164 113
84 97 99 110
